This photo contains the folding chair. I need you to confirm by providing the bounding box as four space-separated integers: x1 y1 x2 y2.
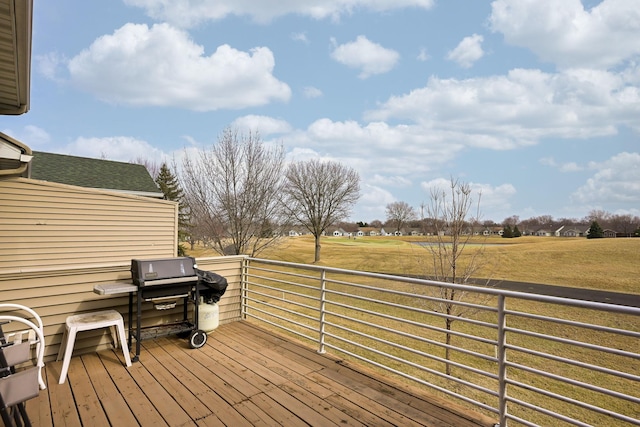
0 305 46 427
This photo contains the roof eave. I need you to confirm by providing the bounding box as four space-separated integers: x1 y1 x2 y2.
0 0 33 115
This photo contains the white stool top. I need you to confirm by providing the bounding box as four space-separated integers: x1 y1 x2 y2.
67 310 123 329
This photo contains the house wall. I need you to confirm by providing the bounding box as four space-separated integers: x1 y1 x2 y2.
0 256 244 362
0 177 178 271
0 176 245 362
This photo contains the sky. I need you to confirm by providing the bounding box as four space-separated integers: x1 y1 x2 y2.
2 0 639 224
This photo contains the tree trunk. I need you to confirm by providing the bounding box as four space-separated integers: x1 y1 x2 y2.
314 234 321 263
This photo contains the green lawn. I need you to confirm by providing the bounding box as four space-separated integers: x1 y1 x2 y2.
256 235 640 294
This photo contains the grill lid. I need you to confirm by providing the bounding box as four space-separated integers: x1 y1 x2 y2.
131 257 198 287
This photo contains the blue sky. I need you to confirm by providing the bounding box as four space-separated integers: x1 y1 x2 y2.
2 0 639 223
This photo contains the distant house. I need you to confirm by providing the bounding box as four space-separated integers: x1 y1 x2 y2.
482 227 503 236
603 229 617 238
328 227 349 237
534 228 554 237
409 228 422 236
556 225 588 237
357 227 380 236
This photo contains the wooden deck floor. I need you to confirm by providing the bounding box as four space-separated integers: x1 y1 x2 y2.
27 321 496 426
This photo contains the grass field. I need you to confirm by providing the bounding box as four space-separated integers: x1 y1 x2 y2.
251 235 640 294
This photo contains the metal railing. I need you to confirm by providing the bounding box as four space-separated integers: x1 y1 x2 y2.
242 258 640 427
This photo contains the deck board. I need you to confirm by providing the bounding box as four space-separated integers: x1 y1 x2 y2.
26 320 496 426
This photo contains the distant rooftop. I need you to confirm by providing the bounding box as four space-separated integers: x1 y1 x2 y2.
30 151 163 198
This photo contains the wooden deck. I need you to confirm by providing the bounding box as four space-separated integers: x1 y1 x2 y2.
27 321 496 426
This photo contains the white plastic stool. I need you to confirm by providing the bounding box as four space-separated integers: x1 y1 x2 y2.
56 310 132 384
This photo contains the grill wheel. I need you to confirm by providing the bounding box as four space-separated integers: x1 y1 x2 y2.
189 330 207 349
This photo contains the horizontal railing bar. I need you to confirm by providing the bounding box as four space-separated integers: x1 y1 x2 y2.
505 396 592 427
324 276 498 314
244 258 640 426
245 284 320 305
245 275 320 293
504 308 640 339
245 292 320 318
248 258 640 315
321 340 499 414
506 378 639 425
327 309 497 364
325 320 499 382
506 343 640 382
243 299 319 327
326 302 498 354
243 312 317 344
325 287 498 332
504 326 640 359
506 361 640 405
246 265 320 282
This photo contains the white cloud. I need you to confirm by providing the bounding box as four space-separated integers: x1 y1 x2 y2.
1 126 51 149
35 52 67 81
446 34 484 68
291 32 309 44
572 152 640 203
67 23 291 111
369 174 412 187
62 136 169 164
125 0 434 27
358 184 396 220
540 157 583 172
231 115 293 135
330 35 400 79
303 86 323 98
420 178 516 215
489 0 640 69
417 47 430 62
365 67 639 149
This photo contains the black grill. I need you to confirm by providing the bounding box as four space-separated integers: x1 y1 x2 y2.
128 257 209 362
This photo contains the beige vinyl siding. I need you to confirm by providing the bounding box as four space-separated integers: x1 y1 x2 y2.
0 177 178 271
196 257 244 325
0 256 244 362
0 175 244 363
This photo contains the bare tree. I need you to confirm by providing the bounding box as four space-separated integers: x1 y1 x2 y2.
385 201 417 235
180 128 285 256
420 178 490 375
131 157 162 180
281 159 360 262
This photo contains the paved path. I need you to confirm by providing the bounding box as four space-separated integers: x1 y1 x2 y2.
395 273 639 308
476 279 640 308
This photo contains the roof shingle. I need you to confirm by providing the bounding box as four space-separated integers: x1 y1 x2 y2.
30 151 162 197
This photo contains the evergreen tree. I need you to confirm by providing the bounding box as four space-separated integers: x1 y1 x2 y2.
156 163 190 255
513 225 522 237
502 225 513 238
587 220 604 239
635 226 640 237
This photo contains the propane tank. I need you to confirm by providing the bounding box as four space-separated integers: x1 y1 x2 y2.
198 297 219 332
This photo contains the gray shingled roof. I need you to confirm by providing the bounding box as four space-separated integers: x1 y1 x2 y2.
30 151 162 197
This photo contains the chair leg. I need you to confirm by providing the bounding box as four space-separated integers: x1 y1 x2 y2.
17 402 30 427
56 327 68 362
58 327 77 384
1 406 14 427
110 325 118 350
116 321 132 367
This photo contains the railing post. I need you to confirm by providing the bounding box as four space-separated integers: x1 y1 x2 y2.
497 295 507 427
241 257 248 320
318 268 327 354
